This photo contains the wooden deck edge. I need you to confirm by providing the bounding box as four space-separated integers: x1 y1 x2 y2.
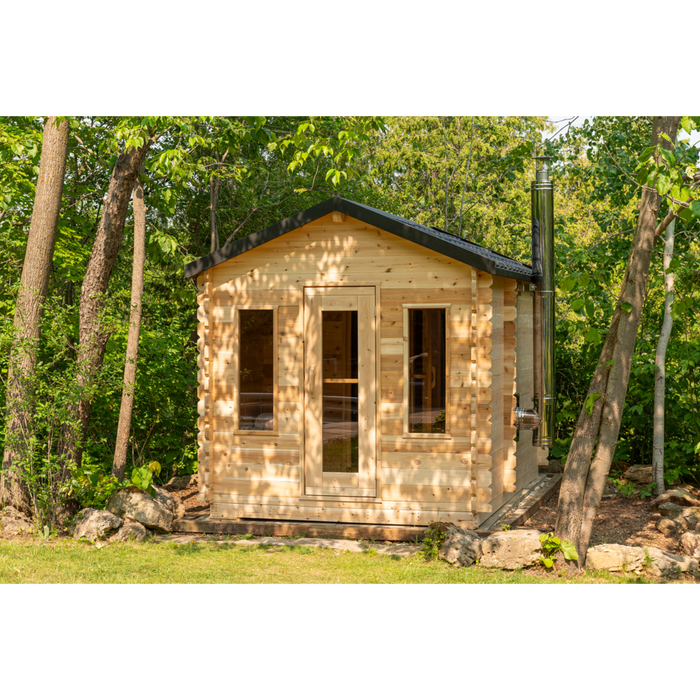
171 517 429 543
506 473 561 528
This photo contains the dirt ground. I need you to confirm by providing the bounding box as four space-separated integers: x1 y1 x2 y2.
525 481 699 555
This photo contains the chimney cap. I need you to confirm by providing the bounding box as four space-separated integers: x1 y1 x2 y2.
534 155 552 182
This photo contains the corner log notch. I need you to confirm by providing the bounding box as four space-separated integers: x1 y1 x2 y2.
196 271 212 502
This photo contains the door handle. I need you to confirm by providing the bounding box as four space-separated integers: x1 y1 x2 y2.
309 364 316 399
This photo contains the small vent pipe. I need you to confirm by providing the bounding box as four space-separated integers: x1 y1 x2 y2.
532 156 555 447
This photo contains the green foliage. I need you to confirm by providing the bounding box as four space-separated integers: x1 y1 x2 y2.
539 532 578 569
131 465 155 496
584 393 603 415
547 116 700 480
2 114 700 529
421 522 448 560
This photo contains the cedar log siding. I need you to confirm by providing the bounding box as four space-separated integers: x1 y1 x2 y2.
195 212 532 527
513 286 538 490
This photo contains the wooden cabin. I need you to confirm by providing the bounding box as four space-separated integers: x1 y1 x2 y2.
185 196 545 529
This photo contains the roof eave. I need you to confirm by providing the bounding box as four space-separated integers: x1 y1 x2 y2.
184 196 534 282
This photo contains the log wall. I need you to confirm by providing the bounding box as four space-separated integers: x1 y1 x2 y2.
195 212 525 528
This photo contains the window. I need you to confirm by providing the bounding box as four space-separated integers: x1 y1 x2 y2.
403 305 449 436
237 308 276 432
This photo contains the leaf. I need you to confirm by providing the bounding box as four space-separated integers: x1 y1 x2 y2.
541 557 554 569
656 173 671 196
571 298 585 311
560 276 577 293
621 302 632 313
560 540 579 561
585 392 603 415
585 300 595 318
689 201 700 219
658 147 675 167
637 146 655 163
584 328 602 344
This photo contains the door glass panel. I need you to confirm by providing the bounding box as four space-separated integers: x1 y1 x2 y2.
238 309 274 431
408 308 446 433
322 310 358 472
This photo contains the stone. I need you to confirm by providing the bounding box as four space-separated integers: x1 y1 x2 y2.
622 464 653 485
586 544 647 573
673 516 690 532
679 532 700 559
541 459 563 474
645 547 698 577
650 488 700 509
110 518 149 543
681 507 700 528
656 518 678 536
152 485 186 520
603 480 619 496
439 525 482 567
164 474 194 491
658 502 684 519
479 530 543 569
106 486 174 532
73 508 123 541
0 506 35 535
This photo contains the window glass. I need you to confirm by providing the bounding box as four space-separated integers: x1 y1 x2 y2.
322 310 358 472
408 308 446 433
239 309 274 431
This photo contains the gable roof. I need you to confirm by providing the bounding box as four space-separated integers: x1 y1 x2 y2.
184 196 535 282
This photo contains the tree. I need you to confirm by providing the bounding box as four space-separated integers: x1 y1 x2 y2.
112 177 146 481
70 116 388 480
1 117 69 514
652 217 677 496
554 116 683 563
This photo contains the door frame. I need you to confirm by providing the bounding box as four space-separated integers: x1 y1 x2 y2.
297 281 382 500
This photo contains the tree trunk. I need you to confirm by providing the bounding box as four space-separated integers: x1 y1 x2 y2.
555 116 681 565
1 117 69 515
210 174 220 252
67 136 151 474
652 217 676 495
112 179 146 481
209 112 231 253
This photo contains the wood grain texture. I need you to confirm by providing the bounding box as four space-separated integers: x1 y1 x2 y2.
197 211 529 525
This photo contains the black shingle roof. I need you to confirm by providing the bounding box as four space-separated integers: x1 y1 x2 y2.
184 196 535 281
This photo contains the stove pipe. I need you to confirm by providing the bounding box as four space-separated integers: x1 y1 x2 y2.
532 157 555 448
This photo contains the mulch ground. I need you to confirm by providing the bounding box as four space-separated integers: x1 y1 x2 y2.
525 482 698 555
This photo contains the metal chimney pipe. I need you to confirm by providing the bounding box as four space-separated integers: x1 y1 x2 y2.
532 156 555 448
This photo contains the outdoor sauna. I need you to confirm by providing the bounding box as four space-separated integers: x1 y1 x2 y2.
185 161 555 528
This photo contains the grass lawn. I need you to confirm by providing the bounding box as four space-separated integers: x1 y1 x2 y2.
0 537 667 584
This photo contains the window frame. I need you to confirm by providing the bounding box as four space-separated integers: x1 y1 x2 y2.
402 303 451 440
233 304 279 436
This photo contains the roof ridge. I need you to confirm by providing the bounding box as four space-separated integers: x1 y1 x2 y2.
184 195 535 281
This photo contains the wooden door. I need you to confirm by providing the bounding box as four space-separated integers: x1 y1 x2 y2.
304 287 377 497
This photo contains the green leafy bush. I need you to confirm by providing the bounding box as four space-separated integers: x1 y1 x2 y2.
539 532 578 569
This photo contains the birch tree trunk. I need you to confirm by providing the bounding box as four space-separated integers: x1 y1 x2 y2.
66 136 151 474
112 178 146 481
555 116 681 564
652 217 676 496
1 117 69 514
